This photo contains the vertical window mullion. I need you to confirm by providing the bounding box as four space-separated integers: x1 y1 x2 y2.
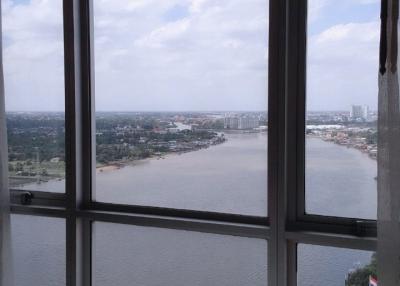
285 0 307 285
286 0 307 221
64 0 93 285
269 0 308 284
267 0 288 285
287 241 298 286
80 0 96 203
81 0 96 284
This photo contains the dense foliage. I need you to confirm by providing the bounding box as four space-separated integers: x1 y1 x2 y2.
7 113 224 166
7 114 65 162
96 129 222 164
345 254 377 286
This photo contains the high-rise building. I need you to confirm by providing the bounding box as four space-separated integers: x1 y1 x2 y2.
350 105 369 120
362 105 369 120
224 115 259 129
224 116 239 129
350 105 363 118
238 117 259 129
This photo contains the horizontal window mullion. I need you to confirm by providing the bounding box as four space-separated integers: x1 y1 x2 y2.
77 209 269 240
9 204 269 239
89 201 269 226
10 189 67 207
10 205 68 219
289 215 377 237
285 231 376 251
10 203 378 252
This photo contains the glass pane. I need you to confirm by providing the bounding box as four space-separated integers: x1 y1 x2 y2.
298 244 377 286
94 222 268 286
306 0 379 219
11 215 66 286
93 0 269 216
3 0 65 192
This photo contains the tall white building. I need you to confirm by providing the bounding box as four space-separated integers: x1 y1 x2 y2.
224 117 239 129
350 105 369 120
238 117 259 129
224 116 259 129
362 105 369 120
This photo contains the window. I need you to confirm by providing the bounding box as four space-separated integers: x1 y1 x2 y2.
298 244 375 286
11 215 65 286
94 222 268 286
305 0 380 219
6 0 379 286
93 0 269 216
4 0 65 193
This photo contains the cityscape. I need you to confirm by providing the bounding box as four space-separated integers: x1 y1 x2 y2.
6 106 378 285
6 105 377 187
307 105 378 160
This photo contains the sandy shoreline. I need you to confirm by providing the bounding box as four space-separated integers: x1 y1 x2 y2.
95 142 227 173
95 150 192 173
96 164 121 173
95 151 198 173
96 158 154 173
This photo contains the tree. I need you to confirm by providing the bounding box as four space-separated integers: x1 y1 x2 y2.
345 254 377 286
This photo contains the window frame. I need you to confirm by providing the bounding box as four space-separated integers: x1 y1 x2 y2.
7 0 378 286
289 0 378 238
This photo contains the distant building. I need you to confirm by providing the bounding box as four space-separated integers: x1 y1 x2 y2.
362 105 369 120
224 117 239 129
350 105 363 119
238 117 259 129
350 105 369 121
224 116 259 130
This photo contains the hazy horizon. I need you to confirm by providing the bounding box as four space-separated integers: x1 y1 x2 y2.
5 108 377 113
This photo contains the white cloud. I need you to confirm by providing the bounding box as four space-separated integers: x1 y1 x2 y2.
308 0 330 23
315 22 379 44
92 0 269 111
95 0 150 13
308 0 380 25
308 21 380 110
3 0 65 111
2 0 268 111
3 0 380 112
351 0 380 4
189 0 209 13
135 19 191 48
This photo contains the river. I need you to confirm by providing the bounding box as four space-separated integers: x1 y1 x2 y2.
12 133 376 286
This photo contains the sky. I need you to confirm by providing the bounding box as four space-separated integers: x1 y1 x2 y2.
2 0 380 111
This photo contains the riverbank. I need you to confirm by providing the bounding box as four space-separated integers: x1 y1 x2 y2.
307 133 377 160
307 125 378 160
96 135 228 173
